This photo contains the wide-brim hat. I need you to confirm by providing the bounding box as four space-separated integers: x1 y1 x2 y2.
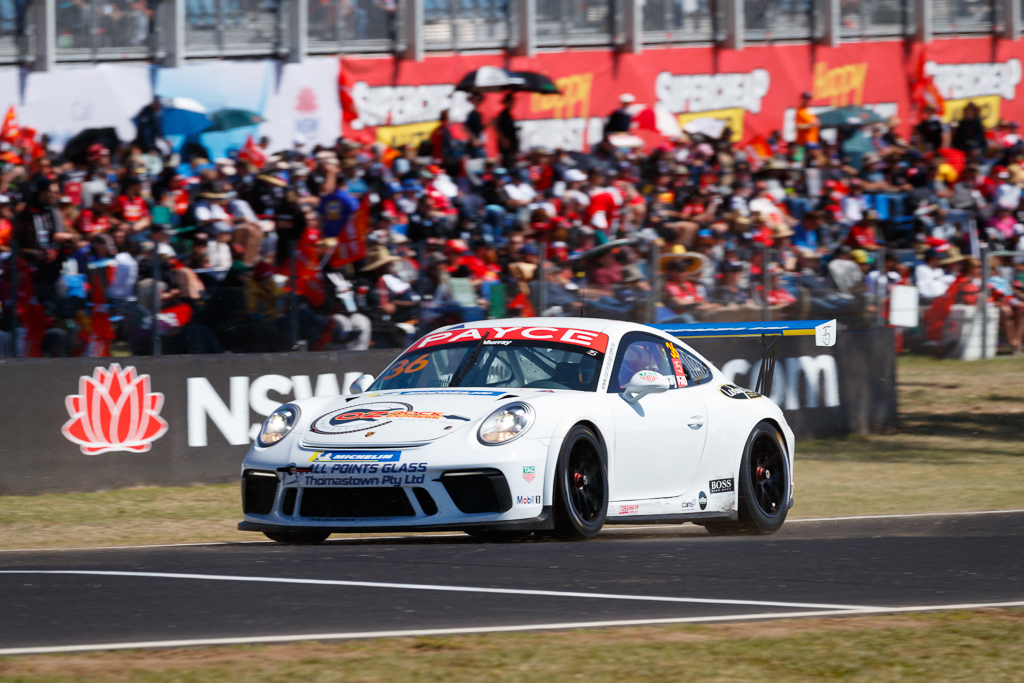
256 174 287 187
940 245 967 266
659 252 709 276
360 245 401 272
772 224 795 239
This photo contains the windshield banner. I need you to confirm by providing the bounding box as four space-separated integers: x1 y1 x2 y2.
408 326 610 353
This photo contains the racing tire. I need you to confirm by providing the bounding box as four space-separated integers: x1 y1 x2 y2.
263 531 332 544
703 420 790 536
551 425 608 539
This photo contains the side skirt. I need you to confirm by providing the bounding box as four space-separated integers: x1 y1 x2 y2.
605 511 738 525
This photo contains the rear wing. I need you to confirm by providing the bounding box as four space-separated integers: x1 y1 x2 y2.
648 320 837 396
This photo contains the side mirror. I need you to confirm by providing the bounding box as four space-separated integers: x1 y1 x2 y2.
622 370 670 404
349 374 375 395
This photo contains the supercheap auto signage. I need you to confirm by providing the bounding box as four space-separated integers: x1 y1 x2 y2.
0 331 894 495
341 39 1024 152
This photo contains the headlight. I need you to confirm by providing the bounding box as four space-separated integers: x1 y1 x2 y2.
258 404 300 447
478 403 534 445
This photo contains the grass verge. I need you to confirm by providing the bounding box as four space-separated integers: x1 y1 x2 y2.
1 609 1022 682
1 356 1022 550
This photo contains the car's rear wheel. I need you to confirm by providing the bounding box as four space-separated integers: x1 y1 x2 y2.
704 420 790 536
263 531 331 544
552 425 607 539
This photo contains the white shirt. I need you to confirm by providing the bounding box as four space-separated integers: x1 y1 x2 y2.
195 201 231 224
229 198 258 223
828 258 863 293
206 239 233 269
107 252 139 300
504 181 537 204
996 183 1021 211
915 263 953 299
841 194 867 224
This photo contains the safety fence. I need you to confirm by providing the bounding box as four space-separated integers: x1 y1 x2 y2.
307 0 404 54
743 0 820 42
185 0 288 59
0 0 32 62
2 0 1022 65
839 0 914 38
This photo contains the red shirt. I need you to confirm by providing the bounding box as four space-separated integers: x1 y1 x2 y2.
117 195 149 223
845 224 878 249
77 210 110 235
0 218 11 248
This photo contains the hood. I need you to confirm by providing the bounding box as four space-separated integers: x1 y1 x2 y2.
299 388 552 448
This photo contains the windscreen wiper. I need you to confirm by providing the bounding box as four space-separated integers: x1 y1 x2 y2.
449 332 490 387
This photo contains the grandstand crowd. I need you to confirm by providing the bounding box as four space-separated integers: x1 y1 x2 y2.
2 93 1024 357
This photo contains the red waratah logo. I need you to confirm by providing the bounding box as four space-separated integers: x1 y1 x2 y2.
62 364 169 455
296 87 318 113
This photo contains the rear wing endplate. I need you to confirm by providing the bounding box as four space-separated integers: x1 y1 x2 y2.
648 319 838 397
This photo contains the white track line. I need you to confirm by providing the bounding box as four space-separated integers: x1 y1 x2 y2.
789 508 1024 523
2 600 1024 657
0 570 867 611
2 509 1022 554
0 534 468 553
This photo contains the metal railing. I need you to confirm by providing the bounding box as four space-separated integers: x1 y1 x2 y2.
0 0 33 63
307 0 404 53
839 0 914 38
744 0 817 41
642 0 717 43
536 0 620 46
421 0 516 50
10 0 1024 67
55 0 161 61
185 0 288 58
933 0 994 33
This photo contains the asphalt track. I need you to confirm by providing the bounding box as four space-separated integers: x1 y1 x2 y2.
2 510 1023 655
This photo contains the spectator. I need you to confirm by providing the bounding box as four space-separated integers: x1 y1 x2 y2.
794 91 819 149
605 93 635 137
494 93 519 168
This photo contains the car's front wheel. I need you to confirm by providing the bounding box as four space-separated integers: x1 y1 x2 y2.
704 420 790 536
552 425 608 539
263 531 331 544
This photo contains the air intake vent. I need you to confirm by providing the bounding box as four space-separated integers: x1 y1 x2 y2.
242 471 278 515
300 488 416 518
440 469 512 513
413 487 438 515
281 488 298 516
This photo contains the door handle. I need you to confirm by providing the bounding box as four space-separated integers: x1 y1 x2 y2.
687 415 706 430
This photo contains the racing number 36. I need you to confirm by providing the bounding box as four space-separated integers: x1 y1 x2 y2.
381 354 430 380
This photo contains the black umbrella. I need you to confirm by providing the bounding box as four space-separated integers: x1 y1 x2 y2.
817 106 885 129
456 66 560 94
507 71 560 95
62 127 120 165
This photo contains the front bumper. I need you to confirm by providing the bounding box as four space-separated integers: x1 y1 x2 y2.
239 507 554 534
238 436 552 533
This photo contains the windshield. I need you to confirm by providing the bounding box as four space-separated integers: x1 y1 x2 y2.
369 326 609 392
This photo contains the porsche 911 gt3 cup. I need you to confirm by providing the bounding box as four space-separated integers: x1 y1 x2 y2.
239 317 837 542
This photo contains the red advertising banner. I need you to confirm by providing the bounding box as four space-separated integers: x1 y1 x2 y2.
340 38 1024 152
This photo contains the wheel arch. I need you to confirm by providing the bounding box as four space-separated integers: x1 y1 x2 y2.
543 418 608 506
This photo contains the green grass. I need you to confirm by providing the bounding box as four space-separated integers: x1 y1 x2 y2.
2 609 1023 682
1 356 1022 550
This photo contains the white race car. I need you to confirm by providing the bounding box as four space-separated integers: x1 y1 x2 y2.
239 317 836 542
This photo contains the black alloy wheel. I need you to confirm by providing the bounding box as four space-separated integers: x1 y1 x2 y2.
553 425 608 539
704 420 790 536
